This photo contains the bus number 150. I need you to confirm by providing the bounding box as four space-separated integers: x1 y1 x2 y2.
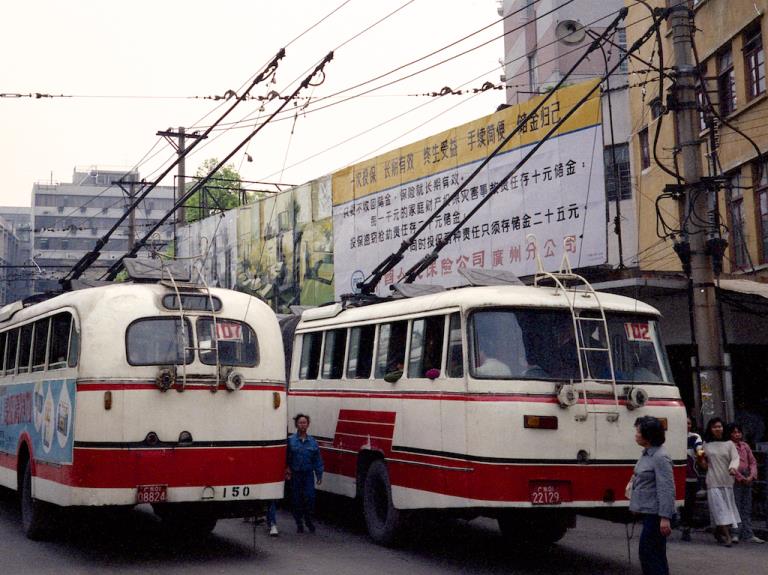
222 486 251 498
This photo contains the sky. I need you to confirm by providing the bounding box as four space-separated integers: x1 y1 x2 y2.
0 0 506 207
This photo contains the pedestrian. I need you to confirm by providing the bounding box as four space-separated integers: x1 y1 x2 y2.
681 415 704 541
726 422 765 544
266 500 279 536
628 415 675 575
698 417 740 546
286 413 323 533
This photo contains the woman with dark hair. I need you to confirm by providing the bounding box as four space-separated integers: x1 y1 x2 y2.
629 416 675 575
726 422 764 544
698 417 740 546
286 413 324 533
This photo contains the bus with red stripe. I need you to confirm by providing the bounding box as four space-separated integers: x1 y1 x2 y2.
0 278 286 539
285 269 686 545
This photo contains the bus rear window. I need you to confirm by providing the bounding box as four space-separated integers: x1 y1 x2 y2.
127 318 193 366
163 294 222 312
197 318 258 367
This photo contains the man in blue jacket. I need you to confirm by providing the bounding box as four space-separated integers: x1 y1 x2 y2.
287 413 324 533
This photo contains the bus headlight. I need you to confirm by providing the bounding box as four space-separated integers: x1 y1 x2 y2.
556 383 579 408
155 367 176 392
626 387 649 410
225 371 245 392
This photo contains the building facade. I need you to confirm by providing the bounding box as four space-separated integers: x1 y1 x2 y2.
31 167 176 293
0 207 32 304
500 0 637 270
623 0 768 423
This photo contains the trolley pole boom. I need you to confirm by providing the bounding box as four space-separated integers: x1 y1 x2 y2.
60 49 286 286
356 8 629 296
102 51 335 282
400 9 667 284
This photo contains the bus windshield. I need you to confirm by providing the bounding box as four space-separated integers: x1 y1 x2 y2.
469 308 673 384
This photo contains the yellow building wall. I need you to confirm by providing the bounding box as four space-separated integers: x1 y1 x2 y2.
625 0 768 275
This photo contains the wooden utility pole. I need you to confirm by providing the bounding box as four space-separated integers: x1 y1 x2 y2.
668 0 726 420
157 127 206 250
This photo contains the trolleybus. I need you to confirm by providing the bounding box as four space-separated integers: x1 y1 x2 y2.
285 266 686 545
0 262 286 539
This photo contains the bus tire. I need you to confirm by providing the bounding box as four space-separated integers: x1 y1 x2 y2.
21 463 52 540
362 459 402 545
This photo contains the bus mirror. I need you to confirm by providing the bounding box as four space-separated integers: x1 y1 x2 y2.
384 369 403 383
425 368 440 380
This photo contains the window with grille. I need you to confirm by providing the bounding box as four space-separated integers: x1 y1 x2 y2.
717 46 737 115
604 144 632 200
639 128 650 170
727 172 748 269
744 22 765 101
754 160 768 263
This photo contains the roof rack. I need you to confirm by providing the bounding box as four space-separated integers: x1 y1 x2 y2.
124 258 192 283
458 267 525 286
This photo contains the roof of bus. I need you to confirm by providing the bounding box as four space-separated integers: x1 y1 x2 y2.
0 283 275 327
298 284 661 329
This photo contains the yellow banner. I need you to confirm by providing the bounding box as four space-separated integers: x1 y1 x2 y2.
332 79 602 206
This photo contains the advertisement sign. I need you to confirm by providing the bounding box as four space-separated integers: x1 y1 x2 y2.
332 80 605 297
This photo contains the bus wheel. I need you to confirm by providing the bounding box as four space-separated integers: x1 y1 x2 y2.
362 459 402 545
497 513 569 547
21 463 52 540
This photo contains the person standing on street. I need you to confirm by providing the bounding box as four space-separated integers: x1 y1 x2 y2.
698 417 740 546
727 422 765 544
629 416 675 575
681 415 704 541
286 413 324 533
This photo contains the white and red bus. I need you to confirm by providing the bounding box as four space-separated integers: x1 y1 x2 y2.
0 276 286 539
286 271 686 545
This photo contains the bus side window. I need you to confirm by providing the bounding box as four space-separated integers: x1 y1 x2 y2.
49 313 72 369
6 329 18 373
321 329 347 379
347 325 375 379
375 320 407 379
299 332 322 380
446 313 464 378
31 318 50 372
68 319 80 368
408 316 446 378
0 331 6 374
18 324 33 374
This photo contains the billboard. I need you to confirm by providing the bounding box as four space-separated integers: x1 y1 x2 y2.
331 80 605 298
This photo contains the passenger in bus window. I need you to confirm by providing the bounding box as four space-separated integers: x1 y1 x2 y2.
629 416 674 575
475 348 512 377
286 414 324 533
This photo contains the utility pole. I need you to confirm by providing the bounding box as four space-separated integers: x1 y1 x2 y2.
113 179 142 252
668 0 726 421
157 127 207 251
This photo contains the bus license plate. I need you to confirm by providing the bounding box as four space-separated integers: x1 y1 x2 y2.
137 484 167 504
529 481 571 505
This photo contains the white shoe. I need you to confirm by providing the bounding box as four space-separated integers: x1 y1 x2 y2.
748 536 765 544
732 535 739 544
269 525 279 537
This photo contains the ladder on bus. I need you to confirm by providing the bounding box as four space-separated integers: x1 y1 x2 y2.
161 258 223 392
530 236 620 421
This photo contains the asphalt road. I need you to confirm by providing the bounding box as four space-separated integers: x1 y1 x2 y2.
0 491 765 574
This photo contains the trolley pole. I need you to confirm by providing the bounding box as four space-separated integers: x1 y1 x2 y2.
668 0 725 421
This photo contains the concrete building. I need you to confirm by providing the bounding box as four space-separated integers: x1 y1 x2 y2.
621 0 768 423
31 167 176 293
500 0 636 270
0 207 32 303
